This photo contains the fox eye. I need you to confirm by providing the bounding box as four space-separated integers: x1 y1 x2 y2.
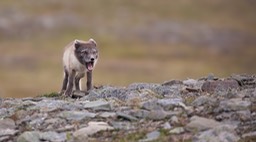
81 51 88 54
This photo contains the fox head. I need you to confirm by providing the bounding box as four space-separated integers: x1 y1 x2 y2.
74 38 99 71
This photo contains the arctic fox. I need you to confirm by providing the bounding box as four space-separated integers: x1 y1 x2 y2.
60 38 99 96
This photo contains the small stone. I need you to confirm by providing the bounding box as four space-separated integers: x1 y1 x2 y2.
139 130 160 142
170 116 179 125
0 108 8 119
183 79 198 86
157 98 183 110
129 109 150 119
117 112 138 121
192 96 217 107
235 110 252 121
58 111 96 121
141 100 162 110
162 80 183 86
128 83 159 90
99 112 116 118
153 85 179 96
110 121 135 130
207 73 216 80
39 131 66 142
83 100 112 110
169 127 185 134
72 90 88 98
56 125 75 132
162 122 172 130
147 109 167 120
186 116 221 132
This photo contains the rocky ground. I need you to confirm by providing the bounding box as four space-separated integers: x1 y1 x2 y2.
0 74 256 142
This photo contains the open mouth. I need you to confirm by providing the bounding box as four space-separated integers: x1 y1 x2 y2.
85 61 94 71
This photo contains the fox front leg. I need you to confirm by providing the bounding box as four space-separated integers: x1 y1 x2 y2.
64 70 76 96
75 73 85 91
86 71 92 91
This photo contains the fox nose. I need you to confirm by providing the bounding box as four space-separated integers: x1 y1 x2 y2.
91 58 94 62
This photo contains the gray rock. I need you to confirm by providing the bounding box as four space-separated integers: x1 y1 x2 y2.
201 79 239 94
162 80 183 86
28 113 48 128
234 110 252 121
110 121 136 130
44 118 67 130
146 109 168 120
73 121 113 141
125 88 160 102
129 109 150 119
83 86 128 101
56 124 75 132
128 83 159 90
192 96 217 107
30 99 68 112
218 98 251 112
117 112 138 121
162 122 172 130
157 98 183 110
186 116 221 132
0 129 18 137
170 116 179 125
58 111 96 121
0 118 17 138
195 124 239 142
39 131 66 142
139 130 160 142
17 131 66 142
83 100 112 110
0 118 16 130
99 112 116 118
183 79 198 87
141 100 162 110
0 136 10 141
17 131 40 142
0 108 8 119
169 127 185 134
242 131 256 138
153 85 180 97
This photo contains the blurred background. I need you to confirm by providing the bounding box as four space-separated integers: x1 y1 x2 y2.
0 0 255 98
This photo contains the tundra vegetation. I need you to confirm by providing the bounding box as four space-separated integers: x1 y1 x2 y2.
0 0 255 98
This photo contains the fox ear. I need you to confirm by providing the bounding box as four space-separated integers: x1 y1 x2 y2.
89 38 97 46
74 39 80 49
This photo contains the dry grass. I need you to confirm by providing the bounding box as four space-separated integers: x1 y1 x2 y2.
0 0 255 98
